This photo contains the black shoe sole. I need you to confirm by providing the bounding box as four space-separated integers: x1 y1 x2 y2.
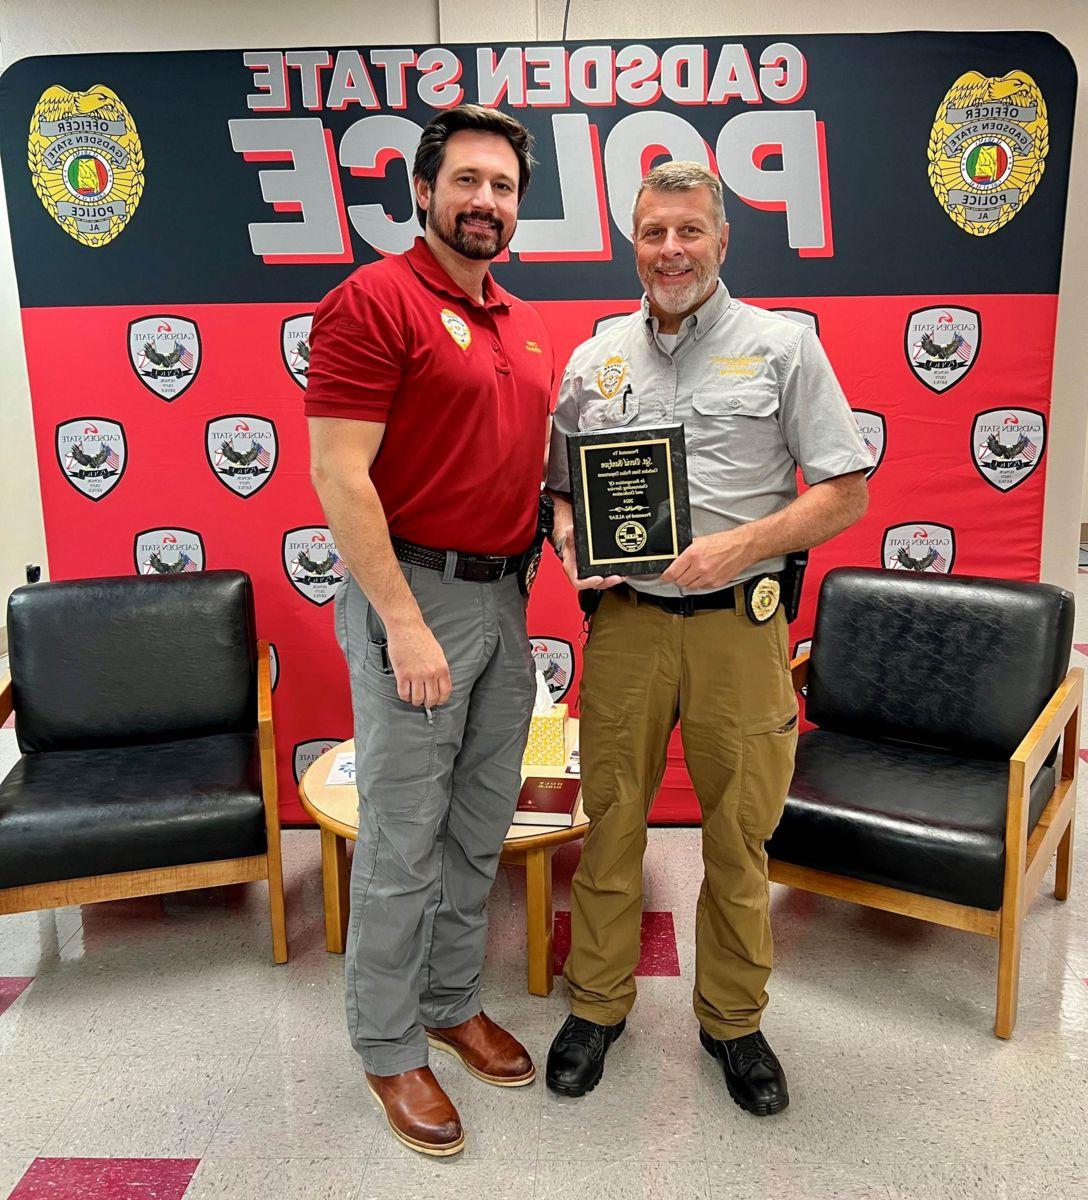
545 1020 625 1098
700 1028 790 1117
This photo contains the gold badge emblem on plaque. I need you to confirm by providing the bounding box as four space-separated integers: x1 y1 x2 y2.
596 354 628 399
745 576 781 623
928 70 1048 237
28 84 145 248
440 308 472 350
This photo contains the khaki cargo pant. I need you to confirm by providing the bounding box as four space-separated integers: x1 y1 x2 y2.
565 585 798 1040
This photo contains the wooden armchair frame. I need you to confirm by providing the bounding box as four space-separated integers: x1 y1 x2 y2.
0 640 287 964
769 651 1081 1038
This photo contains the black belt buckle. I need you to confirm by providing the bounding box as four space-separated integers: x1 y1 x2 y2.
460 554 507 583
662 596 696 617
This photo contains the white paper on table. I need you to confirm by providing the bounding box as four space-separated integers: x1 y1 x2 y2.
325 751 356 785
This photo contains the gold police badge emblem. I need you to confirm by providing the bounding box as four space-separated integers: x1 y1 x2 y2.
744 575 781 623
440 308 472 350
928 71 1048 237
595 354 628 399
28 84 145 248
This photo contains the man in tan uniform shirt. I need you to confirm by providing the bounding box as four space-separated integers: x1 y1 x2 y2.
543 162 870 1115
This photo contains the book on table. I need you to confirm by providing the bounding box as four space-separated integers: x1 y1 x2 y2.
513 775 581 827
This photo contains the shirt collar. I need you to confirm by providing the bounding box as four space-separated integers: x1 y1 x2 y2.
404 236 510 311
640 279 731 343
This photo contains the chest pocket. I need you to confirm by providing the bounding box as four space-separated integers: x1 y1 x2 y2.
577 391 640 432
689 382 782 481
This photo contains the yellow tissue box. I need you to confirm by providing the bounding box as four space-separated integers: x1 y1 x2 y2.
524 704 570 767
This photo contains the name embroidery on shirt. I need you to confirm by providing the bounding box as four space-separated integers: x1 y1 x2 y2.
525 339 543 354
711 355 766 378
440 308 472 351
595 354 628 399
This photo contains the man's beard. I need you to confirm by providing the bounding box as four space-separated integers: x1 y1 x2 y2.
640 257 718 315
429 205 510 261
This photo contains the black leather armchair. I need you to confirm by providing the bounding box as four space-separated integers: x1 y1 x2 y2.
768 567 1079 1038
0 570 287 963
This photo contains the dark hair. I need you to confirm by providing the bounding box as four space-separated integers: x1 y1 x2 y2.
412 104 535 228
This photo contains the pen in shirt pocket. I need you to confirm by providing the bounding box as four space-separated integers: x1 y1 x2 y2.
621 384 632 414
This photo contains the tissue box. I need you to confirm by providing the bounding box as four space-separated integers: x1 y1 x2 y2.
523 703 570 767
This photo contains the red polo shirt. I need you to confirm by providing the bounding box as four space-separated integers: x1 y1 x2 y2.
304 237 554 556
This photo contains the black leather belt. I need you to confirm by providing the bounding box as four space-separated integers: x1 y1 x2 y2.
617 582 736 616
391 536 521 583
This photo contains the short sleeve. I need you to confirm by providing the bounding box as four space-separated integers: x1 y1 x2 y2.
303 279 406 421
545 363 578 493
779 328 872 485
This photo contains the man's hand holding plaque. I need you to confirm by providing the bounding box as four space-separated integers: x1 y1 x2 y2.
566 423 692 578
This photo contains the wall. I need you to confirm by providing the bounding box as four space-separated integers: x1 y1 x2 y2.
1 0 1085 614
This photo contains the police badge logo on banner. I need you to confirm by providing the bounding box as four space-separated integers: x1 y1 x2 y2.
905 307 980 393
284 526 347 605
55 418 126 500
928 71 1049 237
281 314 313 387
206 415 278 497
972 409 1046 492
293 739 340 784
882 524 956 574
134 528 205 575
531 637 574 703
129 316 201 401
852 410 886 479
28 84 145 247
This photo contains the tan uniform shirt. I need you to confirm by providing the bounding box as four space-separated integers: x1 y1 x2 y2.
546 281 871 596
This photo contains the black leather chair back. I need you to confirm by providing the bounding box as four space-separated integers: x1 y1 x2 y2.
8 571 258 752
806 567 1073 760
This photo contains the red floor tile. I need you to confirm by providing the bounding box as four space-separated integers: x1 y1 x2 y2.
1 713 13 729
553 910 680 976
10 1158 200 1199
0 977 33 1016
1075 644 1088 657
1079 750 1088 764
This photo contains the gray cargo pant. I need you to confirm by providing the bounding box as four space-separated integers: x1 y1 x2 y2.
334 560 535 1076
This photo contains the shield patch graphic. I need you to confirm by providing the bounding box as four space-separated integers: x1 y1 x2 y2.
530 636 575 703
852 410 887 479
881 524 956 574
55 417 126 501
134 527 205 575
269 643 280 693
904 307 980 393
971 408 1046 492
206 415 278 498
283 526 348 606
771 309 820 337
129 316 201 400
282 314 313 388
293 739 341 784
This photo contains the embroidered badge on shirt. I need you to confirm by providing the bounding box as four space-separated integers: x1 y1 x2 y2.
440 308 472 350
595 354 628 399
711 355 766 378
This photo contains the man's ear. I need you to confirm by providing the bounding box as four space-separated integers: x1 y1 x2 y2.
719 222 730 266
413 175 431 216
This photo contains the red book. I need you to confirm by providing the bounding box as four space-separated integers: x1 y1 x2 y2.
513 776 581 827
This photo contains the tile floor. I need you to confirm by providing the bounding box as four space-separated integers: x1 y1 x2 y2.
1 576 1088 1200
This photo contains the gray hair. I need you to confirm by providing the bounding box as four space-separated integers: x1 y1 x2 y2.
631 160 727 229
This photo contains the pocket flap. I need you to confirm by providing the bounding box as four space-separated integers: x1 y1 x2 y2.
693 386 779 419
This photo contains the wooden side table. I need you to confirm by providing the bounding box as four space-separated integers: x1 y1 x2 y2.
298 723 587 996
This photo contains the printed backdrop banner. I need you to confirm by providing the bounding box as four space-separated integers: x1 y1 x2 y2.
0 33 1075 822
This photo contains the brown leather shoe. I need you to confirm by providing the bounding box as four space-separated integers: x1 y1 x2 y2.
425 1012 536 1086
364 1066 465 1156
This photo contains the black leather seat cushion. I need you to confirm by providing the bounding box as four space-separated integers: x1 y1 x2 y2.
767 730 1056 911
0 733 266 889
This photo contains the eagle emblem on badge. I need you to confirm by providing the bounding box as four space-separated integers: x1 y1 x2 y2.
440 308 472 350
28 84 145 247
928 70 1048 237
595 354 628 399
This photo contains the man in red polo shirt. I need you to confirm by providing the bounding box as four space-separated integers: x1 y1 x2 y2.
306 106 553 1157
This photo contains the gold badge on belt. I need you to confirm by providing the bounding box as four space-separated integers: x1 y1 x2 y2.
744 575 781 624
